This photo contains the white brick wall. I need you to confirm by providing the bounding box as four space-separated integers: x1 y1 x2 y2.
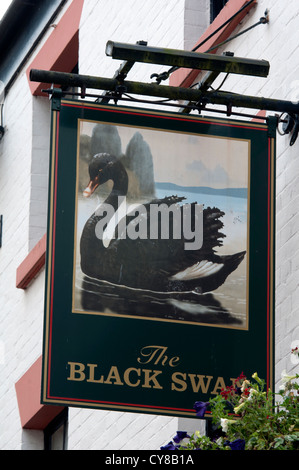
68 408 179 450
0 0 298 451
79 0 187 86
0 84 46 445
184 0 209 51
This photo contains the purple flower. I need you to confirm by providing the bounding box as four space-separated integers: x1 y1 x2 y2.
160 441 178 450
228 439 245 450
173 431 190 443
193 401 209 417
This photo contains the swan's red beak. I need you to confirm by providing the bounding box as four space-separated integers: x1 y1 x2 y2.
83 177 99 197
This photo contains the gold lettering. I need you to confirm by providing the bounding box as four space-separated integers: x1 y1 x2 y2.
137 345 168 365
188 374 213 393
142 369 163 389
169 356 180 367
211 376 226 395
67 362 85 381
104 366 124 385
137 345 180 367
87 363 104 383
171 372 187 391
123 367 141 387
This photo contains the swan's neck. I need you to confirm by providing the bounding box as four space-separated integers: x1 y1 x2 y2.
95 162 129 247
104 161 128 209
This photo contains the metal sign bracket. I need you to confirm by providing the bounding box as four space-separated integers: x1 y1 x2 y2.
29 41 299 145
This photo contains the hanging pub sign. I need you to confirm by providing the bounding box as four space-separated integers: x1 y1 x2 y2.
41 99 275 418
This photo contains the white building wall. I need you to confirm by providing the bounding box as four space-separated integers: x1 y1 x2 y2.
79 0 186 81
184 0 210 51
0 72 46 449
0 0 298 451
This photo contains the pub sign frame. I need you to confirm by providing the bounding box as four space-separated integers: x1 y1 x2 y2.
41 99 275 418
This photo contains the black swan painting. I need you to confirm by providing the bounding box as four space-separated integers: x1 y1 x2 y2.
80 153 245 293
74 123 248 326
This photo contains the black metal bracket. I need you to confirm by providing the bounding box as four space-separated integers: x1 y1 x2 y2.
31 67 299 116
113 84 128 104
268 115 278 138
278 112 299 146
49 86 63 111
150 71 170 85
288 116 299 146
30 38 299 145
96 40 147 104
106 41 270 78
180 52 234 114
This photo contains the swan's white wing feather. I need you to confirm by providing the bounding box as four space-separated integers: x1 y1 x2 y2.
170 260 224 281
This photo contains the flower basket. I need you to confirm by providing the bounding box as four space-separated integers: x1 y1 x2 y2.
161 349 299 451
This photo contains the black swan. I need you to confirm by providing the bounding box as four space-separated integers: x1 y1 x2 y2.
80 153 246 293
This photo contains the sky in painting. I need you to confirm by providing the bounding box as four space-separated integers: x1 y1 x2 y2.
80 120 249 189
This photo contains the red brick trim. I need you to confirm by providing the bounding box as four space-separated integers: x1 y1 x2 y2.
15 356 65 430
16 234 46 289
26 0 84 96
251 109 266 122
170 0 257 88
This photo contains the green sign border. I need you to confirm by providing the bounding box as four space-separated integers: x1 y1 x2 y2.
41 99 275 418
